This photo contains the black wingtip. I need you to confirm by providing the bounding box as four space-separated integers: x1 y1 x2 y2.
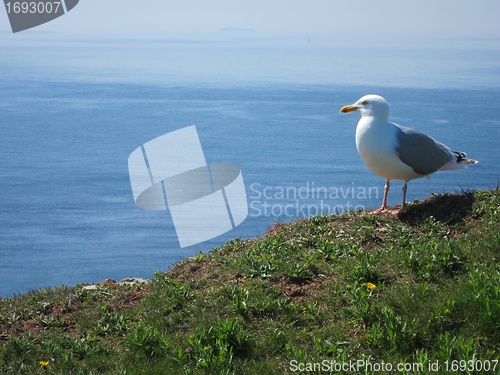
453 151 478 164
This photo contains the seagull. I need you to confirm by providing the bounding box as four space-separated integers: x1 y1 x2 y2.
340 94 477 214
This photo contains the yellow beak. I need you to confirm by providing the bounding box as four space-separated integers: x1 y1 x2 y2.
339 104 358 113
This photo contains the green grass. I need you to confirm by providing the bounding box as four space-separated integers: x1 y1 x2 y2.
1 189 499 374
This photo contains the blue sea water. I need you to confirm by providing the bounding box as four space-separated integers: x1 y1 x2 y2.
1 38 499 297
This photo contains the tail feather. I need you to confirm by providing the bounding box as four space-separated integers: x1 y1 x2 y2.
453 151 478 165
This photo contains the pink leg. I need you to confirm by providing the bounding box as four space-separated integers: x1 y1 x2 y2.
374 179 390 213
400 182 408 212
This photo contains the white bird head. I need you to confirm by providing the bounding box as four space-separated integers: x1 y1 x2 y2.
340 95 390 122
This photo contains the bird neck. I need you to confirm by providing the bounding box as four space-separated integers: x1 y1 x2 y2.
359 116 388 128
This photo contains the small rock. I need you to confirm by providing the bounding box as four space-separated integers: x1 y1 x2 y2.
81 278 149 291
82 285 98 291
118 278 150 287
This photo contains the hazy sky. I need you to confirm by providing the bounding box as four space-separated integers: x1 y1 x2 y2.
1 0 500 42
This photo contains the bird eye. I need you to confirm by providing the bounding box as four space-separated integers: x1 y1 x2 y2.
361 100 368 105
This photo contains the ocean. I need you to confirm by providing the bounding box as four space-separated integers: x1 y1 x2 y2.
1 37 499 297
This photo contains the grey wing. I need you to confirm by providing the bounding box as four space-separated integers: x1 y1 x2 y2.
394 125 453 175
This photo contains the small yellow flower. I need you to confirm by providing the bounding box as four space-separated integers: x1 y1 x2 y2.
366 282 376 290
39 360 49 368
444 308 450 315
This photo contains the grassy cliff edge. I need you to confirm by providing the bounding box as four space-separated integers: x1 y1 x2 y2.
1 189 499 374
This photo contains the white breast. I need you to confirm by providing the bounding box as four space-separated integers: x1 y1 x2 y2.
355 118 423 181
